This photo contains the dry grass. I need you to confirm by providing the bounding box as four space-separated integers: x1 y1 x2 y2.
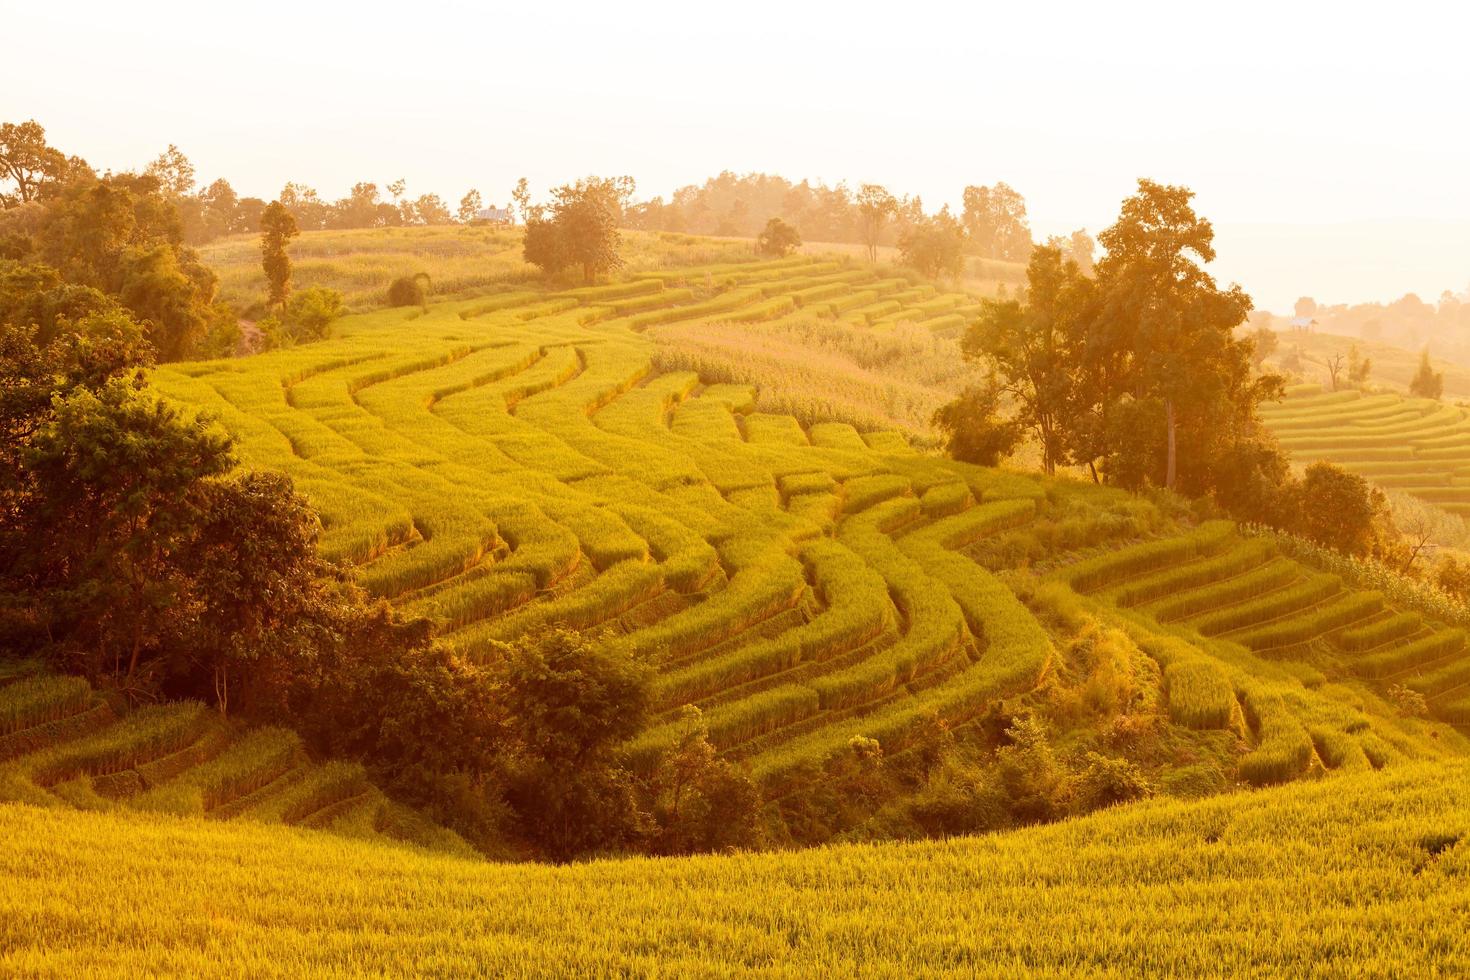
649 315 982 440
200 226 763 316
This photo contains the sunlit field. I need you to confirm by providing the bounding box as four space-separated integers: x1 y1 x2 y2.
7 5 1470 972
139 261 1464 799
3 760 1466 976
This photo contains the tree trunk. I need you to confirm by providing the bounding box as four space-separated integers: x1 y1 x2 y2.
1164 398 1177 490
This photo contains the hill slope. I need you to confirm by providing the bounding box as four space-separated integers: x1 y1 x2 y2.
3 761 1466 976
139 255 1467 824
1262 382 1470 528
0 668 469 855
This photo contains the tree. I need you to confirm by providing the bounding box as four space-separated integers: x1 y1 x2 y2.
1347 344 1371 387
898 209 965 279
1249 325 1278 370
284 286 344 342
330 182 384 229
22 379 233 687
1068 229 1095 275
31 170 230 361
855 184 897 262
961 182 1032 260
484 628 653 859
1295 462 1387 556
1294 296 1317 319
412 194 451 226
144 144 195 197
510 178 531 224
522 177 631 283
386 273 431 308
756 217 801 257
457 189 483 224
647 706 762 855
194 178 240 243
0 120 75 207
278 182 328 231
1410 349 1443 400
1092 178 1258 490
930 380 1022 467
259 201 298 312
958 245 1091 473
1325 352 1345 391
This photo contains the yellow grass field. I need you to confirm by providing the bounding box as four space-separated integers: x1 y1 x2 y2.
2 760 1466 976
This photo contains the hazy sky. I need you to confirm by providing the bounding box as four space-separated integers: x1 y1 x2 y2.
8 1 1469 311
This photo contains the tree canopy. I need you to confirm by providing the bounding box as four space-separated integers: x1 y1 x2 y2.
523 177 633 282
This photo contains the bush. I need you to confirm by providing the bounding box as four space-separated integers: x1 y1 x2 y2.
757 218 801 258
387 273 430 307
931 381 1022 467
1071 752 1153 812
285 286 343 341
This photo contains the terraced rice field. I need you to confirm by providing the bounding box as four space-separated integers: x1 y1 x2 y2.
1261 383 1470 519
0 669 468 854
151 256 1044 789
4 759 1467 976
1062 523 1470 783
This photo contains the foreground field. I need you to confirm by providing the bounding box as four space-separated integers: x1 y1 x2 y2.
2 761 1466 976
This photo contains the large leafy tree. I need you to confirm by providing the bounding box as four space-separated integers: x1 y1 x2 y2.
1092 178 1277 490
22 378 234 686
523 177 632 283
898 208 965 279
0 120 85 207
939 178 1286 509
756 217 801 258
485 628 653 859
15 167 233 360
961 182 1032 260
960 244 1093 474
457 188 483 223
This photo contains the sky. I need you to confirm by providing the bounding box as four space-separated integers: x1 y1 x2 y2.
7 0 1469 312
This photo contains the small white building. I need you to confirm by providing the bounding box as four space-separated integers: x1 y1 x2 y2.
474 207 514 225
1289 316 1317 332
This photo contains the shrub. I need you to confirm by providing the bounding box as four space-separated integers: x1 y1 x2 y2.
1387 684 1429 718
1071 752 1153 813
387 273 431 307
756 218 801 258
285 286 344 342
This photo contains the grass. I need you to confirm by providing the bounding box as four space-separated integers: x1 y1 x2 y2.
2 761 1468 976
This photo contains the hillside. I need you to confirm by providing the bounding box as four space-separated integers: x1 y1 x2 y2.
140 253 1466 836
1261 383 1470 538
1266 330 1470 400
0 667 470 856
3 760 1466 975
198 226 763 314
